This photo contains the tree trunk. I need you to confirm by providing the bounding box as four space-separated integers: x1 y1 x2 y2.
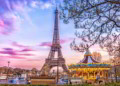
114 66 117 82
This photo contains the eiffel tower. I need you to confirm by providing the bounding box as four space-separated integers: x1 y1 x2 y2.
40 8 68 76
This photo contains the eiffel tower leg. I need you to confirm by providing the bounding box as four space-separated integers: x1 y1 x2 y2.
40 63 51 76
40 64 46 75
58 49 63 58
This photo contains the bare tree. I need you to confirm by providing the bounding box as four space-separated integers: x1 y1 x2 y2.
60 0 120 52
109 57 120 82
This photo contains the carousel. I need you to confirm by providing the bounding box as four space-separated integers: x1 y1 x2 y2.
68 49 111 80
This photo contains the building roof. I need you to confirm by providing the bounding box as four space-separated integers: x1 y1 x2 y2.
79 49 99 63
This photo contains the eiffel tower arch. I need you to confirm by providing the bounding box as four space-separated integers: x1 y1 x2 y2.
40 8 69 76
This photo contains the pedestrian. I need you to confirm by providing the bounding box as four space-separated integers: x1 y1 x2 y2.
96 74 100 84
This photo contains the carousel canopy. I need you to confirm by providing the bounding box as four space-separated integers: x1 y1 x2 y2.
79 49 99 63
68 49 111 69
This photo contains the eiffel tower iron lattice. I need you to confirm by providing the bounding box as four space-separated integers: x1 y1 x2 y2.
40 8 69 76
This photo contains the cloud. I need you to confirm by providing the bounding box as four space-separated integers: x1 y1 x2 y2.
12 42 29 48
0 20 4 27
0 0 24 35
0 48 17 55
11 41 35 52
39 38 74 47
3 48 13 51
39 42 52 47
0 0 55 35
60 38 74 44
0 46 35 58
31 1 38 8
0 16 17 35
19 53 34 56
31 0 53 9
40 2 53 9
20 48 34 52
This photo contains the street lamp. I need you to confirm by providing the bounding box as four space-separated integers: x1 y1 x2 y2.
8 61 10 67
56 59 59 83
7 61 10 79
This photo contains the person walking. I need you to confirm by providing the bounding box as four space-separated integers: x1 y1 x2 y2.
96 74 100 84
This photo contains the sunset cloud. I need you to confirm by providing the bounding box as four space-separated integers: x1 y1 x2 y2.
39 38 74 47
0 20 4 27
0 17 17 35
0 0 24 35
20 48 34 52
60 38 74 44
1 48 17 56
0 0 54 35
11 42 35 52
39 42 52 47
18 53 34 56
0 47 35 58
12 42 29 48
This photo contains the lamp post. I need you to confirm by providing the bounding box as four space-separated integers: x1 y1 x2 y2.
7 61 10 79
56 59 59 83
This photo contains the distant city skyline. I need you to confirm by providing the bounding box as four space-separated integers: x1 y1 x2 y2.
0 0 110 70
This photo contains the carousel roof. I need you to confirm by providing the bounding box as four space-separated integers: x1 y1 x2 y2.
79 49 99 64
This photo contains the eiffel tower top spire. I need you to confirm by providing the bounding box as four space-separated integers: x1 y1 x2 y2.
52 7 60 46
